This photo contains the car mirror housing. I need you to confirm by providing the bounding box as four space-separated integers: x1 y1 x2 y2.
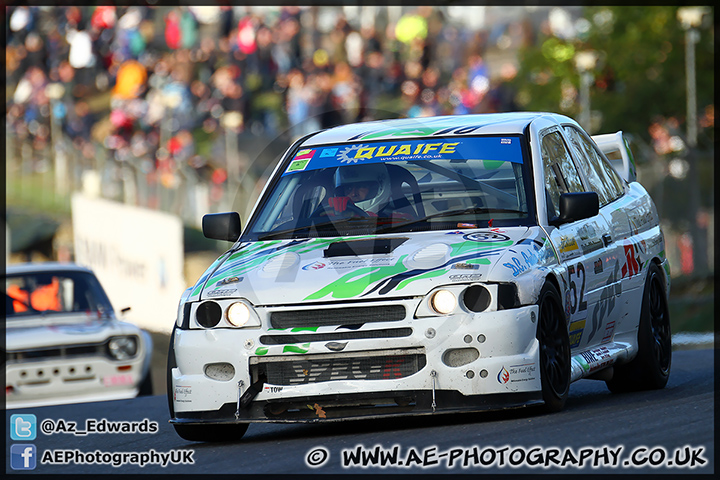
202 212 242 242
550 192 599 227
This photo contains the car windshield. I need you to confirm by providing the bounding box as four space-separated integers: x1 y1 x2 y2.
4 270 114 318
245 135 533 240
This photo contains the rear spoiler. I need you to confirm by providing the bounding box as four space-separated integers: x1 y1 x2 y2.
591 131 637 183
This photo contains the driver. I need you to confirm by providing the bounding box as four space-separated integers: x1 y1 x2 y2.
327 164 388 216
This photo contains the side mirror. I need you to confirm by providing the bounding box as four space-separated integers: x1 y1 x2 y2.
549 192 599 227
202 212 242 242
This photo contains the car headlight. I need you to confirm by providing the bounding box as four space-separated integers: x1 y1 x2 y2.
226 302 250 327
430 289 457 315
196 301 222 328
108 336 138 360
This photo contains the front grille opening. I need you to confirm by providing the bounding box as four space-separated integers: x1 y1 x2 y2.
259 327 412 345
270 305 406 329
7 344 106 363
251 351 426 386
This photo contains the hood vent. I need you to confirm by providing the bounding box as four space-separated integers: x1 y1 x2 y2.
324 237 408 257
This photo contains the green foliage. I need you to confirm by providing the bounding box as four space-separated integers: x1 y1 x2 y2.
512 6 714 144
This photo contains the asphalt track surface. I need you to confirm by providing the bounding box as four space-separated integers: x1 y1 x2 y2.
5 348 714 475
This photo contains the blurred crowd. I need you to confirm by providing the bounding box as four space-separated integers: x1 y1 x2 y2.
6 5 527 202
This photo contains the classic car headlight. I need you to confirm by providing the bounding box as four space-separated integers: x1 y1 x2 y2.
431 289 457 315
226 302 250 327
108 336 138 360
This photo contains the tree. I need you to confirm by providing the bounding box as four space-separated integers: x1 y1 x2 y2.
512 6 714 150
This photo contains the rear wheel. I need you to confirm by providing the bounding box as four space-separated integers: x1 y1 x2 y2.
167 326 177 418
606 263 671 393
173 423 249 443
537 282 571 412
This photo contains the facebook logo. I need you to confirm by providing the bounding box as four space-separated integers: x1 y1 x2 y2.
11 444 37 470
10 414 37 440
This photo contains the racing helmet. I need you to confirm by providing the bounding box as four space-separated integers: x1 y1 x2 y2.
333 163 391 212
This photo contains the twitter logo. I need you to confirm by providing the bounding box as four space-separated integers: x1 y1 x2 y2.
11 414 37 441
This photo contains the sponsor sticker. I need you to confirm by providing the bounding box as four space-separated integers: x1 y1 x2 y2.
463 232 511 242
262 385 285 394
497 366 510 384
282 137 523 176
568 318 586 348
174 385 192 403
449 274 483 282
285 158 311 173
102 374 134 387
593 259 604 274
452 262 480 270
303 258 394 270
559 236 579 254
601 320 616 343
206 288 237 297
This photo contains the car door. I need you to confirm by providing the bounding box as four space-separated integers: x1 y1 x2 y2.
562 125 628 347
536 126 616 351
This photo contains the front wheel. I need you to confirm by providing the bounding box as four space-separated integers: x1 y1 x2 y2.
606 263 671 393
173 423 249 443
536 282 571 412
137 370 153 396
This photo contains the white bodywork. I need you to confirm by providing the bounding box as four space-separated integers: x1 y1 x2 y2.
592 131 638 183
170 113 669 423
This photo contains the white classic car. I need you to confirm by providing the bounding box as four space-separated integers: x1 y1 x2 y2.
167 113 670 442
5 263 153 408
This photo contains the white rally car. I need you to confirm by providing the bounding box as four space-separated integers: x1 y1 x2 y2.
168 113 670 442
5 263 153 408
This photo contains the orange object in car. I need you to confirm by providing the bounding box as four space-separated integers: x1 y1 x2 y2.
7 277 61 313
30 277 61 311
7 284 29 313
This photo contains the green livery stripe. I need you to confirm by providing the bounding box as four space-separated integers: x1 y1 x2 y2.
397 268 448 290
305 255 409 300
283 343 311 353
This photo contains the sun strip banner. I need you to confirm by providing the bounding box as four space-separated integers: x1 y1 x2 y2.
283 136 522 175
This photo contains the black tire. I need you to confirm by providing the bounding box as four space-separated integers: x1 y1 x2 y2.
173 423 249 443
606 263 671 393
537 282 571 412
167 326 177 418
138 370 153 396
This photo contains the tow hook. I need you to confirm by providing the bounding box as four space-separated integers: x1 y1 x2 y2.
430 370 437 413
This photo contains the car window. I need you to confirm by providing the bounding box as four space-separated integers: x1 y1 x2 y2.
540 130 585 219
4 271 113 317
246 135 533 239
564 126 624 205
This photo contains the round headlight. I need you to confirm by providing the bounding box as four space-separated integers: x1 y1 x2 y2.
108 336 138 360
463 285 491 312
196 301 222 328
226 302 250 327
431 290 457 315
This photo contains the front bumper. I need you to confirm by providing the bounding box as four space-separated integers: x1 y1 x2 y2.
5 355 145 409
170 303 542 423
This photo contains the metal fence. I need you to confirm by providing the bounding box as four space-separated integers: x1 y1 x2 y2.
6 124 714 281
